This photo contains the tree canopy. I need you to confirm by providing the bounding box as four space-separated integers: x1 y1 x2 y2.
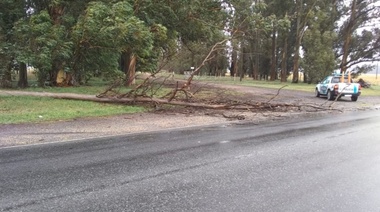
0 0 379 88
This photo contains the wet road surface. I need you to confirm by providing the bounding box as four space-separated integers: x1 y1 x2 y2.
1 110 380 211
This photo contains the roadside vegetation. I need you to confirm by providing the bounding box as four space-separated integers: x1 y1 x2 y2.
1 76 148 124
1 1 379 124
1 73 379 125
0 95 145 124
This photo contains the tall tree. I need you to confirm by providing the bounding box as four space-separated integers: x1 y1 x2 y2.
0 0 28 88
227 0 278 81
12 0 89 86
264 0 292 82
71 1 153 84
13 10 72 87
338 0 380 74
292 0 304 83
302 1 337 83
264 0 291 81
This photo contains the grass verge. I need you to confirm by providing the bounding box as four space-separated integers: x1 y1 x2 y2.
2 73 379 124
0 96 146 124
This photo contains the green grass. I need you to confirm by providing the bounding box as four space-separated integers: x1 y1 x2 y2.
197 76 315 92
2 73 379 125
1 77 174 124
0 96 146 124
196 75 380 96
21 78 130 95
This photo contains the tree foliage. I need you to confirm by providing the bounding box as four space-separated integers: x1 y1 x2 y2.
301 0 337 83
71 1 155 81
0 0 379 88
337 0 380 74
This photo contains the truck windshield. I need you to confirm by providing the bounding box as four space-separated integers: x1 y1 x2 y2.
332 77 352 83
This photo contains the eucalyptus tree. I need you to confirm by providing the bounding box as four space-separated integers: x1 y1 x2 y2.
119 0 226 84
13 10 73 86
302 1 337 83
226 0 275 81
71 1 155 85
266 0 335 83
337 0 380 74
12 0 92 86
0 0 29 88
224 0 294 82
72 0 227 86
156 0 229 75
263 0 292 82
290 0 323 83
224 0 252 80
11 0 150 86
260 0 291 81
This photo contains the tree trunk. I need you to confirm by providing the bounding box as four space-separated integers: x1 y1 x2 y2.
231 46 238 77
340 0 357 74
121 52 137 86
230 53 236 77
303 72 308 83
292 46 300 83
292 0 303 83
48 4 65 86
50 60 62 86
18 62 28 88
239 50 245 82
270 27 277 81
254 30 260 81
48 5 65 25
0 90 310 111
1 60 13 88
281 33 288 82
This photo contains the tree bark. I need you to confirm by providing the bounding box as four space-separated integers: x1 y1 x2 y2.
239 49 245 82
270 27 277 81
0 90 333 112
127 54 137 86
1 60 13 88
292 35 300 83
48 5 65 25
254 30 260 80
281 33 288 82
340 0 357 74
121 52 137 86
231 45 238 77
48 4 65 86
0 90 229 109
292 0 303 83
18 62 28 88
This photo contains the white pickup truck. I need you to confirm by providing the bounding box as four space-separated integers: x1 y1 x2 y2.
315 74 361 101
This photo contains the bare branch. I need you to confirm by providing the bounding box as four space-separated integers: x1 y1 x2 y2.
267 85 288 103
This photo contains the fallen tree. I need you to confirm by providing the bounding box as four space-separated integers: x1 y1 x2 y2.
0 89 341 113
0 36 342 114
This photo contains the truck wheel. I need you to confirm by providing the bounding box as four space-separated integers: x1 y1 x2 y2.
315 89 320 97
351 96 358 101
327 90 334 101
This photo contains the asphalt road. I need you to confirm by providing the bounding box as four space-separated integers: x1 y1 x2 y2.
1 110 380 212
